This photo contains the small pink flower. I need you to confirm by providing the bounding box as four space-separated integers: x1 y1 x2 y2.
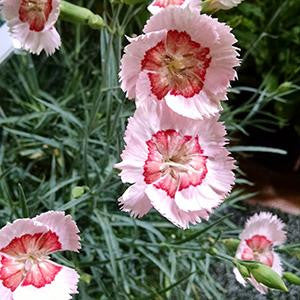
0 0 61 55
120 7 239 120
0 211 80 300
234 212 286 294
148 0 200 15
115 101 235 229
203 0 244 11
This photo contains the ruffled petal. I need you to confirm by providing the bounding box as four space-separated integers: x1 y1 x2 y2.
148 0 200 14
146 184 209 229
0 219 48 250
33 211 81 252
118 184 152 218
174 181 222 212
205 0 243 11
233 267 246 286
120 30 167 99
12 266 79 300
240 212 286 246
0 0 20 20
143 7 218 49
0 280 13 300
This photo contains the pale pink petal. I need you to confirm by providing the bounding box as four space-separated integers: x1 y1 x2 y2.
118 184 152 218
38 27 61 55
143 7 218 48
0 280 13 300
45 0 60 29
174 181 222 212
114 105 156 184
271 252 283 276
11 26 61 55
148 0 200 14
204 0 243 11
120 30 167 99
233 267 246 286
136 72 221 120
0 219 48 250
33 211 81 252
248 276 268 294
12 266 79 300
240 212 286 246
0 0 20 19
165 92 221 120
146 184 209 229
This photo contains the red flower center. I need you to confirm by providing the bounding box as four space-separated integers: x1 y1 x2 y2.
241 235 274 267
143 129 208 198
141 30 211 100
0 231 62 291
19 0 53 32
152 0 185 7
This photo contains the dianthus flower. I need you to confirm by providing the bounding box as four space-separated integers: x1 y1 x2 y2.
120 7 239 119
115 102 235 229
1 0 61 55
234 212 286 294
0 211 80 300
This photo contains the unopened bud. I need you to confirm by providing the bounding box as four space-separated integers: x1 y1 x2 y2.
72 186 88 198
223 238 240 255
60 1 106 30
283 272 300 286
236 263 250 278
208 247 218 256
249 264 288 292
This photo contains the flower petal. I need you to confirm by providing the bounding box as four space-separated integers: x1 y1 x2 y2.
33 211 81 252
0 280 13 300
148 0 200 15
146 184 209 229
0 219 48 250
12 266 79 300
118 184 153 218
120 30 167 99
240 212 286 246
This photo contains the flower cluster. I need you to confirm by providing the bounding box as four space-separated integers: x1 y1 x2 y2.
1 0 296 298
116 2 240 229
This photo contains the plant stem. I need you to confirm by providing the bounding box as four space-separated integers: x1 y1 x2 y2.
60 1 106 30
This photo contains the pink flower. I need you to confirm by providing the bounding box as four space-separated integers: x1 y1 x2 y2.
120 7 239 120
234 212 286 294
0 211 80 300
115 101 235 229
202 0 244 12
148 0 200 15
0 0 61 55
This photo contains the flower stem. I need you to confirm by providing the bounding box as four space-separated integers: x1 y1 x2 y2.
60 1 106 30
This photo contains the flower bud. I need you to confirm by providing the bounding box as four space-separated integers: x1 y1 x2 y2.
283 272 300 286
249 264 288 292
236 263 250 278
223 238 240 255
72 186 88 198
